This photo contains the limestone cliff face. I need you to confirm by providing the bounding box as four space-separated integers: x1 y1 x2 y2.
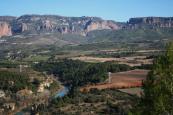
41 20 54 30
21 23 28 32
128 17 173 29
8 15 120 36
1 15 173 37
0 22 12 37
85 20 119 32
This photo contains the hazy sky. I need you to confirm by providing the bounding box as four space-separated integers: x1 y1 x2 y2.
0 0 173 21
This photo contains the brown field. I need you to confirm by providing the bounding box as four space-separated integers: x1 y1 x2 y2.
71 56 153 66
80 69 149 92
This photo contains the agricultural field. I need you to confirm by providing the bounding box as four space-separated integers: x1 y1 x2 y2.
72 56 153 66
118 87 142 97
23 55 50 62
80 69 149 96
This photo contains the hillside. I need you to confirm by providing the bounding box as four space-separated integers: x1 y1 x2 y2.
86 28 173 43
0 15 173 61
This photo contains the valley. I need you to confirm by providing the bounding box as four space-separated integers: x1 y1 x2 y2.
0 14 172 115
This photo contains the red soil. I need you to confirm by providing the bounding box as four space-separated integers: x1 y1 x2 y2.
80 69 149 92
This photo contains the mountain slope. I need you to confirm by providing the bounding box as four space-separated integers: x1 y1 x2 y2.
86 28 173 43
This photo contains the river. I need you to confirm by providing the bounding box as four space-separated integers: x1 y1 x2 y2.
54 86 69 98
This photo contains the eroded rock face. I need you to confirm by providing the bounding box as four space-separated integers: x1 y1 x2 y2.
128 17 173 28
85 20 120 32
1 15 173 37
21 23 28 32
9 15 120 36
0 22 12 37
41 20 54 30
0 15 121 36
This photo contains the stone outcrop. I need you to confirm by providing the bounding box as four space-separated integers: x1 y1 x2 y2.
21 23 28 32
85 20 120 32
0 22 12 37
41 20 54 30
128 17 173 29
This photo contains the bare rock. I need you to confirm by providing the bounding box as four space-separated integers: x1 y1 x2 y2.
0 22 12 37
21 23 28 32
85 20 120 32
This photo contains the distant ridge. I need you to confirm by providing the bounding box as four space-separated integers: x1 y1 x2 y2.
0 14 173 37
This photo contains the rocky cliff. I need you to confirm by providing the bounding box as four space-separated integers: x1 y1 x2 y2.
0 15 173 37
127 17 173 29
85 20 120 32
0 22 12 37
0 15 120 37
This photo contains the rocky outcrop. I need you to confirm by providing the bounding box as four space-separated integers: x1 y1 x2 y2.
85 20 120 32
21 23 28 32
128 17 173 29
0 22 12 37
41 20 54 30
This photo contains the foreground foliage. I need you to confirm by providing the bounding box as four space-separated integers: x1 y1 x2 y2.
32 89 137 115
0 71 34 93
133 43 173 115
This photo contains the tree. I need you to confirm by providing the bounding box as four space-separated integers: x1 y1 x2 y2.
134 43 173 115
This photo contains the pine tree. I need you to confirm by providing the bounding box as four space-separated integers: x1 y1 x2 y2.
134 43 173 115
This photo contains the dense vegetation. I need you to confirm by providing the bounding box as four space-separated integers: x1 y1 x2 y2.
132 43 173 115
34 59 131 87
0 60 18 68
87 28 173 43
87 51 136 58
30 89 136 115
60 41 165 52
0 71 33 93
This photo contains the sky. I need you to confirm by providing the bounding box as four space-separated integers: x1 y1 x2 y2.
0 0 173 22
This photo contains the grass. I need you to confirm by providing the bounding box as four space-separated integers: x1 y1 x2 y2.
118 87 143 97
23 55 50 62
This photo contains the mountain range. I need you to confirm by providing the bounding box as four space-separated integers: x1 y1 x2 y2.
0 14 173 51
0 15 173 37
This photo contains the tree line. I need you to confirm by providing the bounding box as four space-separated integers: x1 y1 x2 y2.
34 59 131 87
